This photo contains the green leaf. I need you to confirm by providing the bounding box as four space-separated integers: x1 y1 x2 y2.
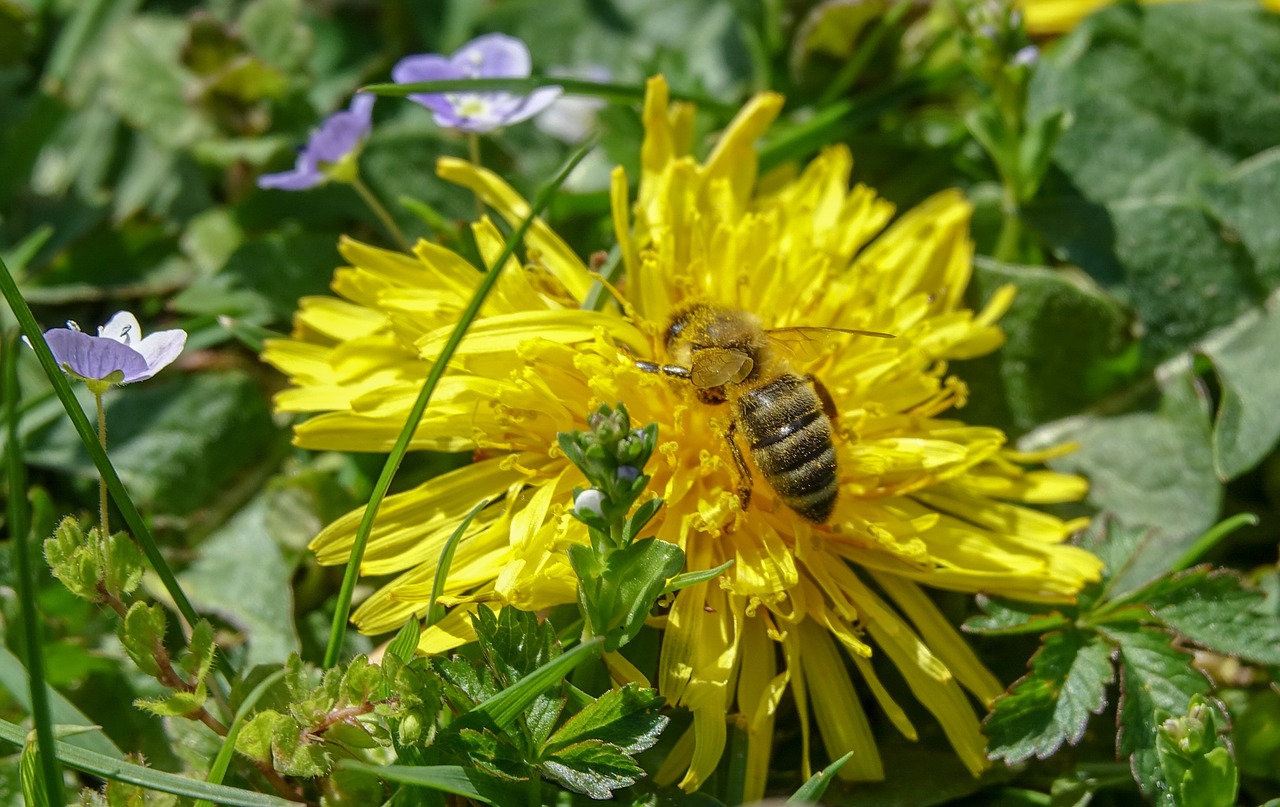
663 559 734 596
985 630 1114 763
176 491 302 668
1155 696 1238 807
337 760 528 806
42 517 99 601
99 530 144 601
788 751 854 804
135 683 208 719
959 258 1136 436
599 538 685 651
473 638 604 731
26 372 278 518
539 739 646 800
19 738 52 807
238 0 313 73
102 16 214 149
1026 1 1280 361
1105 624 1211 797
545 683 666 756
1197 301 1280 479
963 595 1073 636
386 619 421 666
1025 365 1220 540
1138 569 1280 665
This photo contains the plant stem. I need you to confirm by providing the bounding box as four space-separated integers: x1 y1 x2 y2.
467 132 486 221
95 390 108 535
351 176 412 252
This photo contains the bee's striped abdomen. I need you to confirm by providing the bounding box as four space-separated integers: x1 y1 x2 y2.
736 374 838 523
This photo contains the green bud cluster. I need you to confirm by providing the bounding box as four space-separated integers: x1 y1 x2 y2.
44 517 144 603
1154 695 1238 807
557 403 658 543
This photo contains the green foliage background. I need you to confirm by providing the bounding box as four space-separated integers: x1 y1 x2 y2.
1 0 1279 804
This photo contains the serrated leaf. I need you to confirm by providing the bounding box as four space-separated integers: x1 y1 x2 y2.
1197 300 1280 479
545 683 667 756
985 630 1114 763
446 728 529 781
338 761 529 806
540 739 645 799
472 607 562 747
963 595 1073 636
1105 625 1211 797
1138 569 1280 665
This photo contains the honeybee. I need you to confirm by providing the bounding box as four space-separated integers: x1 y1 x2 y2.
635 300 892 523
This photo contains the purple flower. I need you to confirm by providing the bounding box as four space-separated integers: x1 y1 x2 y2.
29 312 187 388
391 34 561 133
258 94 375 190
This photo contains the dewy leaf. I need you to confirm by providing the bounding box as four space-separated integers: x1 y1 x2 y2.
1197 299 1280 479
1026 365 1220 539
1026 1 1280 362
1139 569 1280 666
545 684 667 756
985 630 1114 764
1104 624 1211 797
600 537 685 651
540 739 646 800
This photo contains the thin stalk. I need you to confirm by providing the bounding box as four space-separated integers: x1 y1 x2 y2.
4 333 65 804
321 137 599 668
95 390 108 535
351 176 412 252
467 133 486 222
0 255 233 693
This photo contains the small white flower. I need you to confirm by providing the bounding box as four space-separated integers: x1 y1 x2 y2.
573 488 607 518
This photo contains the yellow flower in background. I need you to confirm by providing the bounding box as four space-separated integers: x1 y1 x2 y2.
263 76 1102 798
1019 0 1276 34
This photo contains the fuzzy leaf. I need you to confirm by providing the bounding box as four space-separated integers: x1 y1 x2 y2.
540 739 646 800
135 682 208 718
43 517 99 601
99 530 145 600
985 630 1114 763
1105 624 1211 797
545 683 667 756
181 620 218 682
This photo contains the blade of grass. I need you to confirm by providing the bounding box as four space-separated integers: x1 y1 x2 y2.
788 751 854 803
3 333 64 805
360 77 737 114
0 644 122 758
0 255 230 690
1172 512 1260 571
425 497 491 628
321 138 599 668
473 637 603 729
338 761 526 805
0 716 300 806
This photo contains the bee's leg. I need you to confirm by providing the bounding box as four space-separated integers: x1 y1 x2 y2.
807 374 838 421
635 359 692 380
808 373 852 441
725 420 753 511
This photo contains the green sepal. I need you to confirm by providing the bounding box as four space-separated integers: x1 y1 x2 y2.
118 602 167 678
1155 695 1238 807
181 620 218 683
236 709 331 778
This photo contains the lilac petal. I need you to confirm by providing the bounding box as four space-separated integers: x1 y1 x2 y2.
505 85 563 124
258 166 325 190
452 33 531 78
392 55 470 116
347 92 375 122
42 329 149 382
98 311 142 345
129 329 187 382
308 97 375 163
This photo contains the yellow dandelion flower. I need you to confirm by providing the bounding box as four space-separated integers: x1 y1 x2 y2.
263 76 1102 798
1018 0 1277 34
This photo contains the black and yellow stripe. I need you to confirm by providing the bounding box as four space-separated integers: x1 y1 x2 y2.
736 375 838 522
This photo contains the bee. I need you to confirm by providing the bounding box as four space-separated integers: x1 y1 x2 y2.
635 300 892 523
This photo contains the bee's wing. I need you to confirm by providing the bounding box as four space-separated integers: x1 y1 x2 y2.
766 326 894 363
690 349 754 388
